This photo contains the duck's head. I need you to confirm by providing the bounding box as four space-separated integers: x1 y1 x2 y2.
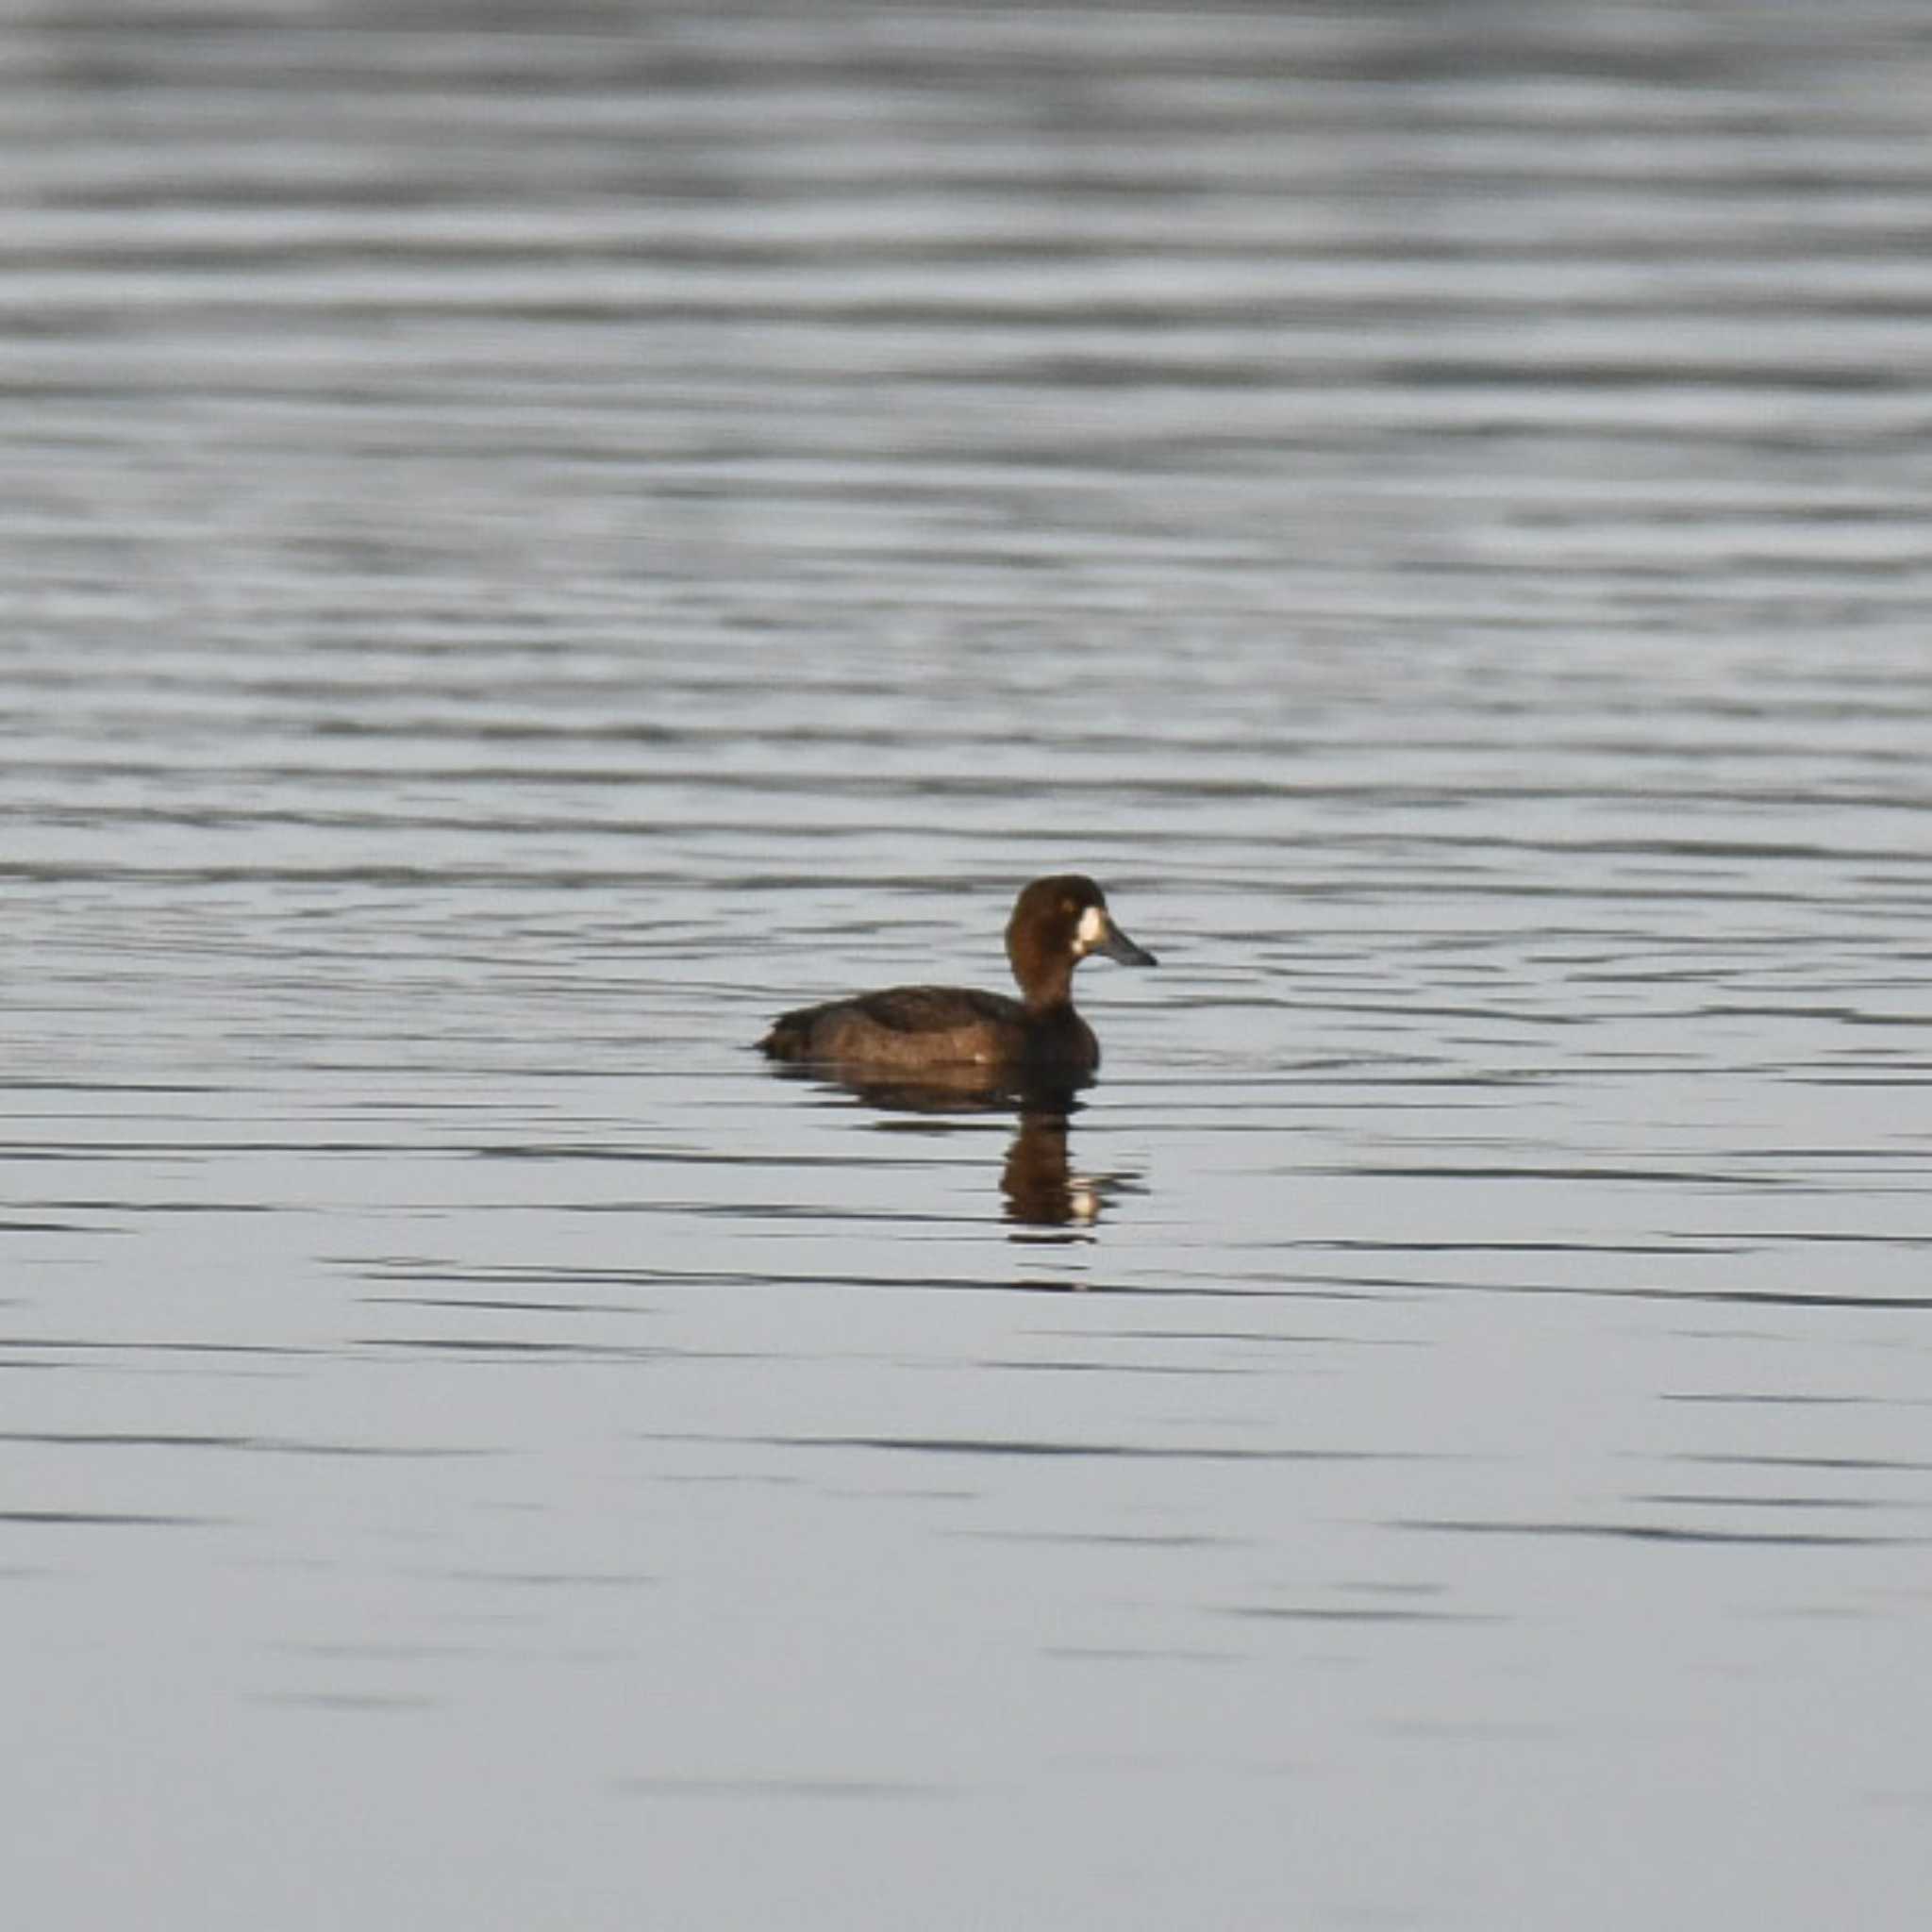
1006 874 1157 1006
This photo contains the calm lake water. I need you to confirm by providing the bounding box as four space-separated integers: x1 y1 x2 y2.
6 3 1932 1926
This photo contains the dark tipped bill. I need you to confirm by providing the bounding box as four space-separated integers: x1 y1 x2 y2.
1096 918 1157 967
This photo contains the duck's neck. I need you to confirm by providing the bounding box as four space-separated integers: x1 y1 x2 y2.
1015 951 1077 1015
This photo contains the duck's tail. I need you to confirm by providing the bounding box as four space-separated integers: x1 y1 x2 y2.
758 1011 810 1060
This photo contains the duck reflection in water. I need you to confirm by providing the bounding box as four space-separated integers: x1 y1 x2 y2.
999 1100 1117 1229
758 876 1157 1229
764 1066 1140 1231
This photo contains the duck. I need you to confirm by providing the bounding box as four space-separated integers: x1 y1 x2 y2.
758 875 1157 1087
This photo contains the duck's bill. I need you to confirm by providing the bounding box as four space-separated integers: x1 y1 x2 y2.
1097 921 1158 967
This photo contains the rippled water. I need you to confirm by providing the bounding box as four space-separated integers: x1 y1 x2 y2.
7 4 1932 1927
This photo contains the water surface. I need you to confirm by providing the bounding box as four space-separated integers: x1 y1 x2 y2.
5 5 1932 1928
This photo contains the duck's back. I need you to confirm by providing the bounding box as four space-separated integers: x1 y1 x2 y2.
760 984 1031 1071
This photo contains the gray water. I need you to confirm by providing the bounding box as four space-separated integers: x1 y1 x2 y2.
7 3 1932 1926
